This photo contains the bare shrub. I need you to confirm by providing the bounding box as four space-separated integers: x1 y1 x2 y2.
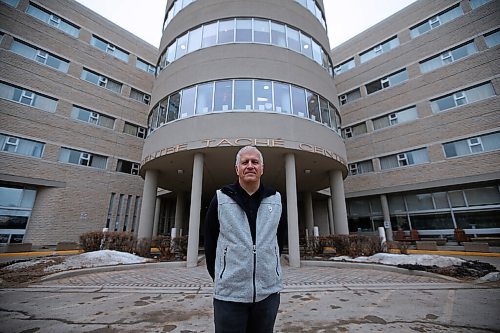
106 232 136 252
303 234 383 258
135 238 152 258
153 235 173 260
79 231 103 252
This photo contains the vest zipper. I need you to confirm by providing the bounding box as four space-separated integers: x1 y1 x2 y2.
219 247 228 279
252 244 256 303
275 246 280 277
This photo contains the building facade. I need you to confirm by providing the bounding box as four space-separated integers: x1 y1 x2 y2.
140 0 348 267
0 0 156 244
332 0 500 239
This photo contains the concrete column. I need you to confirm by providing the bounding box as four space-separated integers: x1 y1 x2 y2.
285 153 300 268
304 192 314 236
174 191 185 237
329 170 349 235
380 194 393 241
137 170 159 240
186 153 204 268
152 197 161 237
327 197 335 235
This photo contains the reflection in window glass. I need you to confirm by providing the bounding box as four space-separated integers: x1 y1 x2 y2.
167 92 180 121
291 86 307 117
484 30 500 48
306 91 320 122
202 22 217 47
188 26 202 52
300 32 313 58
287 26 301 52
271 22 286 47
218 19 235 44
254 80 273 111
196 83 213 114
319 97 331 127
236 19 252 42
274 82 291 113
254 19 270 43
234 80 253 110
176 33 188 58
180 86 196 118
214 80 233 111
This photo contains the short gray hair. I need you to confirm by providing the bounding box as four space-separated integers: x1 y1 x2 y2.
235 146 263 166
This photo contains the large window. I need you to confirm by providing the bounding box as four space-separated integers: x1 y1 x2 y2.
294 0 326 29
443 132 500 158
1 0 20 7
0 134 44 158
431 82 495 113
420 41 477 73
342 122 367 139
484 29 500 48
470 0 492 9
339 88 361 105
158 18 333 76
26 2 80 37
348 160 374 176
91 35 129 63
116 159 140 175
130 88 151 105
71 106 115 129
148 79 341 134
123 122 146 138
10 39 69 72
410 4 464 38
0 186 37 243
81 69 122 94
163 0 197 29
380 148 429 170
359 36 399 63
136 58 156 74
334 58 355 75
0 82 57 112
366 69 408 94
58 148 107 169
373 106 418 130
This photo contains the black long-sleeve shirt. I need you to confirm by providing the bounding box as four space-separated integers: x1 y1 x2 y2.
204 182 287 280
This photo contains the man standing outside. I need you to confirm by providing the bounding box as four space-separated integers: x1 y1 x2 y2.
204 145 286 333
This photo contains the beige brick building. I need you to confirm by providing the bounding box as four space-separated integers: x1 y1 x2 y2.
332 0 499 239
1 0 498 251
0 0 156 245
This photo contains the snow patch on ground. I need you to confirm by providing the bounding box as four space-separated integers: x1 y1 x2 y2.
329 253 466 267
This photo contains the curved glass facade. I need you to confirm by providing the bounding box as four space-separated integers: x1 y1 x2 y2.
148 78 341 135
158 18 334 76
294 0 326 29
163 0 197 30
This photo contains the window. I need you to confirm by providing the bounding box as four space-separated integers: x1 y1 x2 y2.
291 86 307 117
306 91 321 122
420 41 477 73
81 69 122 94
0 134 44 157
360 36 400 63
470 0 492 9
1 0 20 7
274 82 291 114
0 82 57 112
26 3 80 37
234 80 253 110
167 92 181 121
130 88 151 105
271 22 286 47
339 88 361 105
373 106 418 130
348 160 374 176
218 19 235 44
443 132 500 158
188 26 203 52
202 22 217 48
410 4 463 38
0 185 37 243
334 58 355 75
71 106 114 129
180 86 196 117
286 26 301 53
366 69 408 94
59 148 107 169
380 148 429 169
254 19 270 44
431 82 495 113
123 122 146 138
294 0 326 29
91 35 129 62
214 80 233 111
342 122 367 138
116 159 140 175
175 33 188 58
254 80 273 111
236 19 252 42
484 29 500 48
195 83 213 114
136 58 155 74
163 0 197 29
10 39 70 73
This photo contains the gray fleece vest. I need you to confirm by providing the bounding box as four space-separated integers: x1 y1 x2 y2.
214 190 284 303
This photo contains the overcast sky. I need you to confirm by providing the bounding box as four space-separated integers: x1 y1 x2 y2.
75 0 417 48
